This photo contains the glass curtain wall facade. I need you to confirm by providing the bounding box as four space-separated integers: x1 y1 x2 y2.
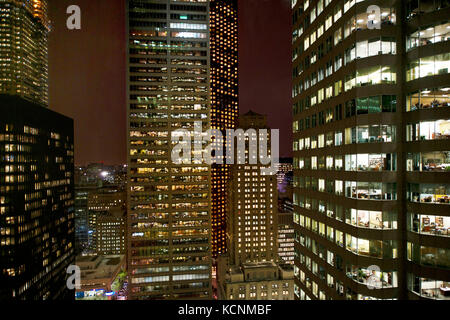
0 0 49 106
126 0 212 300
292 0 450 300
0 95 75 300
404 0 450 301
0 0 75 300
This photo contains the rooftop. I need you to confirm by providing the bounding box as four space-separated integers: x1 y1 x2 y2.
76 255 125 281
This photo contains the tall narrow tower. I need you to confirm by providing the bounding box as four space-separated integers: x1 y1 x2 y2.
210 0 239 259
126 0 212 300
216 111 295 301
227 111 278 266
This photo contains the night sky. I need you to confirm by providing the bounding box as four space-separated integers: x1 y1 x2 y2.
49 0 292 166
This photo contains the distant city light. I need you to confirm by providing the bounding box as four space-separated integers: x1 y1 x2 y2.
100 171 109 177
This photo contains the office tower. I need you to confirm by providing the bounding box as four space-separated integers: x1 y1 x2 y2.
0 0 49 106
0 95 75 300
292 0 450 300
210 0 239 259
404 0 450 300
278 212 295 265
217 111 294 300
75 166 127 254
94 208 126 256
0 0 75 300
88 186 126 255
126 0 212 299
227 111 278 265
74 186 94 254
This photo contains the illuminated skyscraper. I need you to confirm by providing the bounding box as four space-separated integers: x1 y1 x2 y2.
227 111 278 265
210 0 239 259
404 0 450 300
94 208 126 256
0 95 75 300
126 0 212 300
0 0 75 300
126 0 239 299
292 0 450 300
216 111 295 300
0 0 49 106
74 186 94 254
88 186 126 255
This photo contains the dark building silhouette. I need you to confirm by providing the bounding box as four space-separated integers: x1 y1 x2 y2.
0 95 75 299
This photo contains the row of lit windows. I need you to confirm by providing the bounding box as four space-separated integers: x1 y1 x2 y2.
295 153 396 172
407 53 450 81
294 124 396 147
293 38 396 96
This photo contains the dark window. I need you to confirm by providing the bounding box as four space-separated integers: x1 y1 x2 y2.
318 43 324 59
326 36 333 53
318 111 325 126
382 95 397 112
335 104 343 121
345 99 356 118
